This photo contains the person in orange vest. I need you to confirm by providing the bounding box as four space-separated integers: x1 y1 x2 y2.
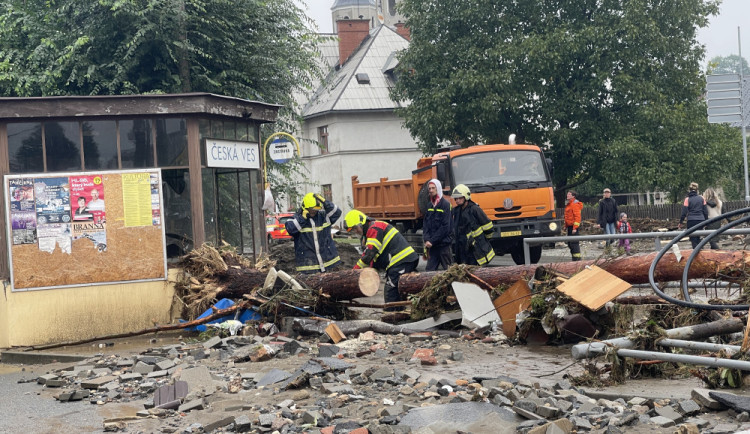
564 190 583 261
344 210 419 311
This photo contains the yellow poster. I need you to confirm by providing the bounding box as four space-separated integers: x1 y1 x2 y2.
122 173 153 227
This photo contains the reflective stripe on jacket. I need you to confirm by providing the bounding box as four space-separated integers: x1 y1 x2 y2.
354 221 418 270
285 200 342 272
452 201 495 265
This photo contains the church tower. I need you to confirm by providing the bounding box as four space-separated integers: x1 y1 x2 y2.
330 0 405 32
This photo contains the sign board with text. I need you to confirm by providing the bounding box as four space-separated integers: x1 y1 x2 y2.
205 139 260 169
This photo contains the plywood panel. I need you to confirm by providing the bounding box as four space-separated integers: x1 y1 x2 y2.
493 279 532 337
556 265 631 311
7 170 166 290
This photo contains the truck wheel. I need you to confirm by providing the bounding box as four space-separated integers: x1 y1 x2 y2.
510 245 542 265
417 183 430 215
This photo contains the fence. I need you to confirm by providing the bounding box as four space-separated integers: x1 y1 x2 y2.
555 200 750 223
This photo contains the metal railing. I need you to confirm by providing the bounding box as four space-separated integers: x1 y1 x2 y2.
521 228 750 265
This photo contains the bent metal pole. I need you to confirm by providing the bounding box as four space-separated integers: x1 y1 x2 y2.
571 318 744 359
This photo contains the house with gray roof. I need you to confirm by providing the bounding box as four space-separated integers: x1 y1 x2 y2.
296 4 421 212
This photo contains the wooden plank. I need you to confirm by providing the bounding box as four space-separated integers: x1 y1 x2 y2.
492 279 532 337
325 323 347 343
556 265 631 311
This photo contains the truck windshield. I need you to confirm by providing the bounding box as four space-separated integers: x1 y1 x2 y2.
451 150 548 186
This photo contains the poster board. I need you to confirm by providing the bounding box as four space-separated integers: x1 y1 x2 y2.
5 169 167 291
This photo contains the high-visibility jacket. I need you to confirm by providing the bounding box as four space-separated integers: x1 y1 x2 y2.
354 221 418 270
452 201 495 265
285 200 342 273
564 199 583 228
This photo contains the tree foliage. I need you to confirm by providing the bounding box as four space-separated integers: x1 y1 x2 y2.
393 0 739 201
0 0 324 199
708 55 750 75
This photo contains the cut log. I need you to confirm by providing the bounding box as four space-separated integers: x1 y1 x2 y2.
398 250 750 295
216 267 380 300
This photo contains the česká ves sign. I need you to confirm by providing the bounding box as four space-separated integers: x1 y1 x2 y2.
206 139 260 169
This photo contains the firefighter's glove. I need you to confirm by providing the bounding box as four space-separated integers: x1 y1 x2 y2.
302 209 310 219
314 194 326 205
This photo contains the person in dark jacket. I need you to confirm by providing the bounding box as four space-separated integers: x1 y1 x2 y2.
451 184 495 266
678 182 708 249
344 210 418 310
285 193 342 273
597 188 618 246
422 178 453 271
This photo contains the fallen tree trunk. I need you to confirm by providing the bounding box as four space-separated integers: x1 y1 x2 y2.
399 250 750 295
216 267 379 300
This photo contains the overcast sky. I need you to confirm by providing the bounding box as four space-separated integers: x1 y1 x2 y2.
303 0 750 62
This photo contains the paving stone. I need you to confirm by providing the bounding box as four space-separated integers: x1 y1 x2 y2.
146 370 168 379
234 415 252 433
684 418 710 429
37 374 59 385
654 405 683 423
204 415 234 432
132 361 155 374
258 412 276 427
627 397 650 406
156 359 175 371
571 416 592 431
677 399 701 416
256 369 292 387
178 399 204 413
45 379 66 388
318 344 340 358
708 423 740 434
370 367 393 380
70 389 90 401
514 399 538 414
513 405 545 420
119 373 142 382
692 388 725 410
535 404 560 419
81 375 117 390
202 336 222 349
710 391 750 413
650 416 675 427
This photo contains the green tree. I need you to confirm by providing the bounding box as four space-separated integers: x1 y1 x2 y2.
393 0 738 202
0 0 323 201
708 55 750 75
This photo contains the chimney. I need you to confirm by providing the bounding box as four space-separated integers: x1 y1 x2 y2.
394 23 410 41
337 19 370 66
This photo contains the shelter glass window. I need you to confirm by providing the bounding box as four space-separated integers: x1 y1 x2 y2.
83 120 118 170
120 119 154 169
7 123 43 174
156 118 188 167
162 168 193 258
45 121 81 172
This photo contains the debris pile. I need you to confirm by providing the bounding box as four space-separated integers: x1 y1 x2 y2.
23 324 750 433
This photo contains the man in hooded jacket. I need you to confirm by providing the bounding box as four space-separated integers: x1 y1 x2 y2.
422 179 453 271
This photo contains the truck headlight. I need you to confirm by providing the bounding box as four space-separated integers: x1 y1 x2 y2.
549 222 558 231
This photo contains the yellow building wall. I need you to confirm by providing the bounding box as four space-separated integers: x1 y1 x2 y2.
0 269 180 348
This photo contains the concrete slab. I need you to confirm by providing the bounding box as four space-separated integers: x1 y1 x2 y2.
399 402 520 431
1 351 88 365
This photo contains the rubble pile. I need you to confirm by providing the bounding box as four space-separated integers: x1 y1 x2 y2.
22 325 750 433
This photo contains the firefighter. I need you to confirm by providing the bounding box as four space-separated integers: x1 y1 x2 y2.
564 190 583 261
344 210 419 310
451 184 495 266
285 193 342 273
422 178 454 271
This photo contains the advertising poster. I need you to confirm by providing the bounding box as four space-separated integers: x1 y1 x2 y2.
8 178 37 245
9 178 35 212
121 172 153 227
11 211 37 245
151 172 161 226
34 177 71 225
69 175 106 224
37 223 72 254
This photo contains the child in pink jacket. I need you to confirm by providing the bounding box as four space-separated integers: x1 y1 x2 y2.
617 213 633 255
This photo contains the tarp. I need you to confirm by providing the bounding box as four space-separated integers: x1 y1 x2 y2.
182 298 261 332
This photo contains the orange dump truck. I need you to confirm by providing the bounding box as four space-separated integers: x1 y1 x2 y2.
351 141 560 264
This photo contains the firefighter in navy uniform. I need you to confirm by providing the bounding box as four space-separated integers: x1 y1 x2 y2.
285 193 342 274
344 210 419 310
451 184 495 266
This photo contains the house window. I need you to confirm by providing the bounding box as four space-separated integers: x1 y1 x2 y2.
322 184 332 202
318 126 329 155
